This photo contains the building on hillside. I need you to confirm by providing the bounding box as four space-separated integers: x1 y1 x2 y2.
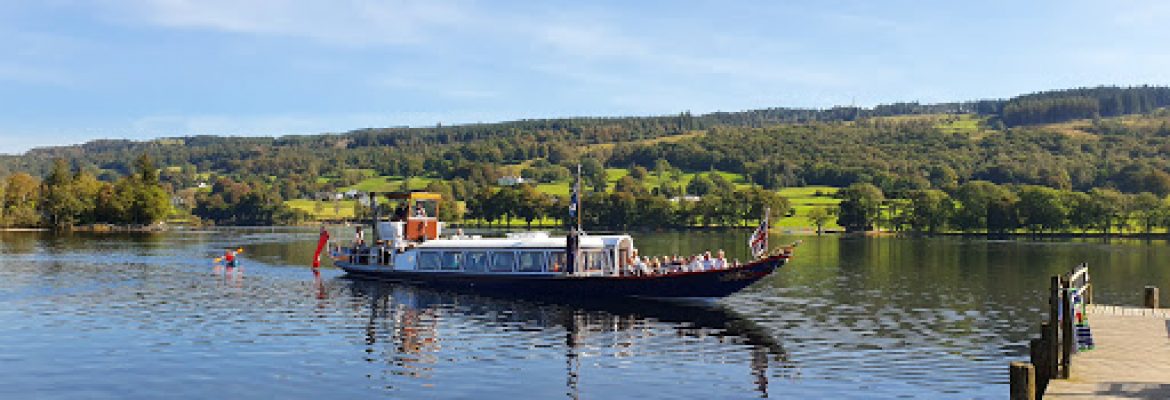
497 175 527 186
669 195 702 203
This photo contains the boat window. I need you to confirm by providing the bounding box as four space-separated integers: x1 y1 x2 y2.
490 252 515 272
582 250 609 272
548 251 566 272
464 251 488 272
441 252 462 271
418 252 441 270
517 252 546 272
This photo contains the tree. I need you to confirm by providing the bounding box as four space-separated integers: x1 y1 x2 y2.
1088 188 1128 235
580 158 607 192
807 207 833 235
836 183 884 232
1016 186 1069 234
1131 192 1162 235
516 185 551 229
654 159 671 183
629 165 649 181
686 174 715 196
1065 191 1097 233
928 165 958 192
134 153 160 185
907 189 954 234
953 181 1013 233
614 175 647 196
42 159 85 228
3 173 41 227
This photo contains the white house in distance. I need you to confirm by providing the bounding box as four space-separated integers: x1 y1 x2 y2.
668 195 702 203
497 175 527 186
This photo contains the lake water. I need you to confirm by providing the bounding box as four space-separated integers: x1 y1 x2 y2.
1 228 1168 399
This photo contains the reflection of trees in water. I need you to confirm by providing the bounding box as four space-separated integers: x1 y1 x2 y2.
343 279 796 397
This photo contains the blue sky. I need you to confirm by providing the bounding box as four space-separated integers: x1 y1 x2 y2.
2 0 1169 154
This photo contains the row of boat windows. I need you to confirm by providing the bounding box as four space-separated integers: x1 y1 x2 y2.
415 250 611 273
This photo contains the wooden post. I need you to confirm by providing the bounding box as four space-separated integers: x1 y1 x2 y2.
1061 279 1074 379
1030 337 1049 393
1041 322 1056 381
1010 362 1037 400
1048 276 1061 379
1146 286 1160 309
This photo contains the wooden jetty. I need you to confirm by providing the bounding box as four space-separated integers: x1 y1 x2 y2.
1010 264 1170 400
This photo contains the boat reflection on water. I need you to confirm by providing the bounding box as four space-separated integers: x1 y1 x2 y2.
339 277 796 398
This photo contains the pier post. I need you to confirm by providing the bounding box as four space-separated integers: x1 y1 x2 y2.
1041 322 1057 381
1061 278 1074 379
1029 336 1049 393
1048 276 1061 379
1145 286 1160 309
1010 362 1037 400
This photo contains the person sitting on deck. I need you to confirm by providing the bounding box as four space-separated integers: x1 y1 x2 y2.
625 249 640 276
714 250 727 269
414 204 427 218
394 204 408 221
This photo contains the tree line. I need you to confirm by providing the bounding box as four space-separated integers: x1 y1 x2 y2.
836 181 1170 236
2 155 170 228
2 85 1170 228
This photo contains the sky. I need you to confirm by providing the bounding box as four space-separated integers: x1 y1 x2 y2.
2 0 1170 154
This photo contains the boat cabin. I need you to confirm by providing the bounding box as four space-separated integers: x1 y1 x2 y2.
339 191 642 277
372 191 444 245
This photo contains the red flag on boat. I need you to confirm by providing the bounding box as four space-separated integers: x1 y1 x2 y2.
749 209 769 258
312 227 330 269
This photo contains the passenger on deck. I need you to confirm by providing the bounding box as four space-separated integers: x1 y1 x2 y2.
715 250 727 269
626 249 640 276
354 226 365 247
394 204 408 221
414 204 427 217
702 251 714 270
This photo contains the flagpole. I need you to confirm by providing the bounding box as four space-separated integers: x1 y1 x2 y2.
764 207 770 256
576 164 582 232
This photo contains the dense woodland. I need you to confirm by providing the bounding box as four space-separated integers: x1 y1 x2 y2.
2 85 1170 233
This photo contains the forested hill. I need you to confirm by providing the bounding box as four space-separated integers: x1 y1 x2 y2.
3 85 1170 202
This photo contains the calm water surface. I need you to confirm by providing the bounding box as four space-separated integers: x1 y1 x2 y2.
1 228 1168 399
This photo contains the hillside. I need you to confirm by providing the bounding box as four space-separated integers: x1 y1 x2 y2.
2 85 1170 229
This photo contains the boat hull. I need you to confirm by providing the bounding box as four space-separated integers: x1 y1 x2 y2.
333 255 787 298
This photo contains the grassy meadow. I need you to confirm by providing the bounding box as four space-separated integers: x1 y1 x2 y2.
288 166 843 232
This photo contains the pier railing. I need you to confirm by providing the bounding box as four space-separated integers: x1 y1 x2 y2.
1011 262 1091 400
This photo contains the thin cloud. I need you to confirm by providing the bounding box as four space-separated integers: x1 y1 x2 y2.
103 0 471 46
0 63 72 86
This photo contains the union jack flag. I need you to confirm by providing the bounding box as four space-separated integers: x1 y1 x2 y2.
569 178 579 218
749 210 769 258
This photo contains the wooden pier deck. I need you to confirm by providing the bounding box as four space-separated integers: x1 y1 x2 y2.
1043 304 1170 399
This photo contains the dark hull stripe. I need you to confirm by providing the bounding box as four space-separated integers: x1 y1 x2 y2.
335 256 788 298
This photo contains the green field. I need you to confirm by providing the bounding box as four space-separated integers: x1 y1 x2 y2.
286 199 359 220
303 167 845 231
340 175 436 192
776 185 841 231
527 168 752 197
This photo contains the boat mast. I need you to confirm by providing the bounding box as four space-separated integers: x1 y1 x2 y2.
566 164 582 275
575 163 582 232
